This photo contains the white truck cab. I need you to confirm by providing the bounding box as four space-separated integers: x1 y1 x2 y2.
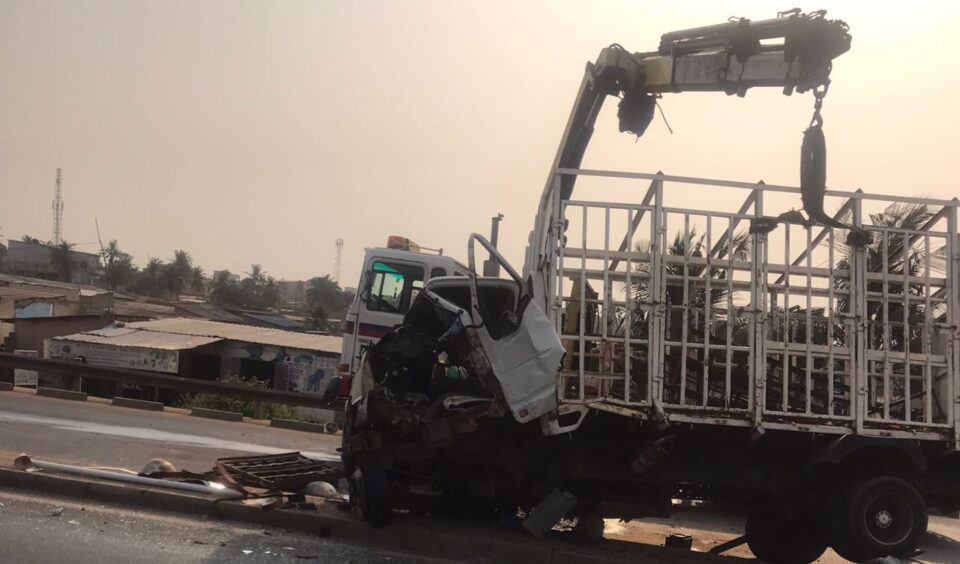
338 236 469 386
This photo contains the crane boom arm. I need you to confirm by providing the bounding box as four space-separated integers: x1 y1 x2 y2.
525 10 851 288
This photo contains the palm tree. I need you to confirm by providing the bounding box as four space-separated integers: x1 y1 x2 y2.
614 228 751 341
307 303 329 332
49 241 74 282
164 250 193 295
102 239 137 290
306 275 346 317
834 202 933 352
259 276 280 309
246 264 265 286
190 266 206 295
135 257 165 297
575 228 751 406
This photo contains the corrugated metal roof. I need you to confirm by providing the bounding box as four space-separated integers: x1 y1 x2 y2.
174 302 245 323
111 301 179 318
52 327 222 350
125 317 342 354
0 287 69 300
239 311 304 330
0 273 110 295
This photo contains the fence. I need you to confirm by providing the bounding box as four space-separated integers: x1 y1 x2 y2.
0 352 344 414
547 168 960 443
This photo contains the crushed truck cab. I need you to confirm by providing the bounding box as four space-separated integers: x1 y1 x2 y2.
344 234 563 448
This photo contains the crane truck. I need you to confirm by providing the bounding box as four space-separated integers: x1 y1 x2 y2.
338 10 960 563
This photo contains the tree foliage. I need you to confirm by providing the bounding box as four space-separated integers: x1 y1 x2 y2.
208 264 279 310
102 239 137 290
48 241 74 282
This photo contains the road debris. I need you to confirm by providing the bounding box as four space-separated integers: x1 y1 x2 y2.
215 452 341 494
48 507 62 517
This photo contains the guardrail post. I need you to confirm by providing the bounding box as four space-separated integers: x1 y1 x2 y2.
0 353 344 414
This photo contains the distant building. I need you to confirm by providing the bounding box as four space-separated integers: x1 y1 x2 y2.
0 287 71 319
2 240 102 285
47 317 342 396
0 273 113 313
277 280 307 310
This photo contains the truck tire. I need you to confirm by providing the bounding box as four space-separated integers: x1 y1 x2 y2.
348 461 392 527
745 510 827 564
830 476 927 562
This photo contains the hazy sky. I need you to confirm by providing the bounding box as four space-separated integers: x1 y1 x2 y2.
2 1 958 287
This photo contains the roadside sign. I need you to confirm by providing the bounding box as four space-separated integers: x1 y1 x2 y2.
13 350 39 387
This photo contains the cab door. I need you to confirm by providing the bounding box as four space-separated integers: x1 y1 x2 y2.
343 257 427 377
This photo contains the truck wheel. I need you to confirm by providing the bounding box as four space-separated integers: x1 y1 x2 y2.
745 510 827 564
830 476 927 562
348 461 392 527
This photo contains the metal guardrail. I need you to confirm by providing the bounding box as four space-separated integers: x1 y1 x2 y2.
0 353 344 412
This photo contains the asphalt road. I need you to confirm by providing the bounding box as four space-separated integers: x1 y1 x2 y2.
0 390 341 472
0 488 450 564
3 389 960 563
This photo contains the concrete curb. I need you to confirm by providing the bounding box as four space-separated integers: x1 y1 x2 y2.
0 467 738 563
190 407 243 422
37 387 87 401
270 418 328 434
112 397 164 412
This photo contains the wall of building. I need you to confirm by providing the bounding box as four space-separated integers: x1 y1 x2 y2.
0 297 72 319
80 292 113 312
216 341 339 395
12 314 114 355
277 280 307 309
3 240 102 285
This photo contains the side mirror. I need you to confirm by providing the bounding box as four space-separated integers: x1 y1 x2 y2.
358 270 374 303
322 376 342 403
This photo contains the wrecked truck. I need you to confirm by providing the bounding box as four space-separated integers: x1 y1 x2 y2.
341 11 960 564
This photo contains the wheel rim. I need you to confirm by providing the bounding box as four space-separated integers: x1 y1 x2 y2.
862 491 913 547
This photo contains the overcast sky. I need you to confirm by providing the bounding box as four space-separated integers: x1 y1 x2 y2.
2 1 958 286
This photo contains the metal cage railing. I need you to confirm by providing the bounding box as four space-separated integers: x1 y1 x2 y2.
546 168 960 443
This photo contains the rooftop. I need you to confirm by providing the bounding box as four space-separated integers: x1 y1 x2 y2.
0 273 111 296
53 325 221 351
125 317 341 354
173 302 245 323
0 286 69 300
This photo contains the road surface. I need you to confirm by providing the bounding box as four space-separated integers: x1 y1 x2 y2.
0 389 340 472
2 389 960 563
0 488 447 564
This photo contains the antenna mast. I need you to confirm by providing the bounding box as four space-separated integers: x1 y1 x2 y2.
334 238 344 285
52 168 64 245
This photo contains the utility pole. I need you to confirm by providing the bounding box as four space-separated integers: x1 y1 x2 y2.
334 238 344 285
482 213 504 277
52 169 64 245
